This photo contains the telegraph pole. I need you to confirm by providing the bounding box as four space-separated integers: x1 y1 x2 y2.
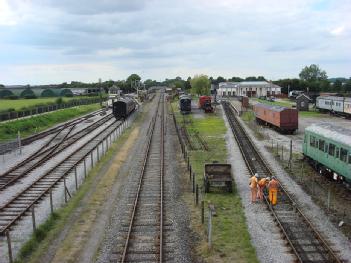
99 78 102 107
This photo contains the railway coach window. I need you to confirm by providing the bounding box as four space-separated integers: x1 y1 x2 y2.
340 148 348 162
328 143 335 156
336 147 340 158
349 153 351 164
310 136 316 147
318 139 325 152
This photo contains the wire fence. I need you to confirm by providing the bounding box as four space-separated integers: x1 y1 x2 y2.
267 138 351 237
0 98 103 122
169 102 215 248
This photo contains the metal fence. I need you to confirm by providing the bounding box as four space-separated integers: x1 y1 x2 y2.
268 139 351 235
0 98 104 122
0 108 139 263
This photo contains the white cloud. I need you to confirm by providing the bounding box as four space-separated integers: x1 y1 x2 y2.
330 25 345 36
0 0 17 25
0 0 350 84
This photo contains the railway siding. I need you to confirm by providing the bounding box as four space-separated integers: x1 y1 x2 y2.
0 110 139 263
171 101 258 262
223 102 350 262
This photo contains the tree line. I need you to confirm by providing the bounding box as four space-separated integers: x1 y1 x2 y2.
1 64 350 95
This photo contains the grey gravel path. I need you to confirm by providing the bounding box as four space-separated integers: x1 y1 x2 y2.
221 106 294 263
96 96 192 263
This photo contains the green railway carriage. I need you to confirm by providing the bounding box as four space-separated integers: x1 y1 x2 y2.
303 123 351 183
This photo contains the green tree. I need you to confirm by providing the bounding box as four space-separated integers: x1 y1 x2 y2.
229 76 243 82
333 79 343 92
144 79 157 89
216 76 226 84
126 74 141 91
185 77 191 90
190 75 210 95
299 64 328 82
173 80 185 90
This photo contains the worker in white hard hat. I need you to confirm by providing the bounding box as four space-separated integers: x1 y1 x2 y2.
249 173 259 203
257 177 270 200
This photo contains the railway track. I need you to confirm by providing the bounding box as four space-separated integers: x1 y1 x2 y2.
19 108 106 146
0 113 114 191
113 94 166 262
0 117 122 236
222 101 342 263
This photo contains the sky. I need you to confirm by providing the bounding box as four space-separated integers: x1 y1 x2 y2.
0 0 350 85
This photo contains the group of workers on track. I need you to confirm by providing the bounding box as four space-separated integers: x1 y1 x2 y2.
249 173 279 205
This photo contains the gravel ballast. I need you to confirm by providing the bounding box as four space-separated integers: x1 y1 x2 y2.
221 106 294 263
234 109 351 261
96 97 192 263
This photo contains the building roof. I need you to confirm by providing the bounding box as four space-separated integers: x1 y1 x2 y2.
317 96 345 101
240 81 269 86
255 103 288 112
306 123 351 146
296 94 311 101
218 81 282 90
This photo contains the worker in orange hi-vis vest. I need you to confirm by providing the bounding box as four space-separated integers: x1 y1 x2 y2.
268 176 279 205
249 173 259 203
257 177 270 200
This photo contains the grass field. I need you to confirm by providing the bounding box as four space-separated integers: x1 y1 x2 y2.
253 98 294 107
0 96 100 111
0 104 100 141
172 103 258 262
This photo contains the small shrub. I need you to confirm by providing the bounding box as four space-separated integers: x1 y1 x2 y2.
5 95 19 100
55 97 64 104
24 95 37 99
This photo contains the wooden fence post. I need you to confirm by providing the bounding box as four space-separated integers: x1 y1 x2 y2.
31 206 36 231
50 188 54 214
74 166 78 190
6 230 13 263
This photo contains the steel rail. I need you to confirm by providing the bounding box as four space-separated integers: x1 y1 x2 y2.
159 94 165 262
120 94 164 262
0 117 122 235
222 101 342 263
0 114 113 190
19 108 106 146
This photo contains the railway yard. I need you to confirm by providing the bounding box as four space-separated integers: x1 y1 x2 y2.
0 91 350 263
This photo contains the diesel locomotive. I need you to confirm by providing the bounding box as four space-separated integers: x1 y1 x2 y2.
179 95 192 114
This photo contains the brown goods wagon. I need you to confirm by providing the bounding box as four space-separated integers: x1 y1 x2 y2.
253 103 298 133
241 96 249 108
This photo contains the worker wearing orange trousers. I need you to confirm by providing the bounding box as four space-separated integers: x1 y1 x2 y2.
257 177 270 200
249 173 259 203
268 176 279 205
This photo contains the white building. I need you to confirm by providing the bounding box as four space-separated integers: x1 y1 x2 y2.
218 81 282 97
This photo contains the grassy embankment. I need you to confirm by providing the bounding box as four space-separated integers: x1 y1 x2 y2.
172 102 258 263
13 107 145 263
0 104 100 141
0 96 101 111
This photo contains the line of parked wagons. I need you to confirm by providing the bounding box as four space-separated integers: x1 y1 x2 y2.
179 95 214 114
113 95 351 184
250 100 351 183
316 96 351 116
